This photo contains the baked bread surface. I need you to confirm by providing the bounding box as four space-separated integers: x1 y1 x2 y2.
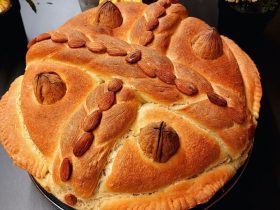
0 0 262 209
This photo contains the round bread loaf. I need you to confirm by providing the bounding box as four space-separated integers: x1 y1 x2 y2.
0 0 262 209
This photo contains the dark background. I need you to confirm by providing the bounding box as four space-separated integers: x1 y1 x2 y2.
0 0 280 210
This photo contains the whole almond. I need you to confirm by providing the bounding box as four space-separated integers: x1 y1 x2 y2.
139 31 154 46
36 33 51 42
97 91 115 111
51 32 68 43
125 50 142 64
207 92 227 107
82 110 102 132
146 18 159 31
96 1 123 29
108 79 123 92
175 79 198 96
138 61 157 78
68 38 86 48
107 47 127 56
64 194 77 206
73 132 94 157
86 41 107 53
155 69 176 85
60 158 72 182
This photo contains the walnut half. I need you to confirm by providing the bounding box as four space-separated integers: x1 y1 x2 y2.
139 121 180 163
96 1 123 29
33 72 67 105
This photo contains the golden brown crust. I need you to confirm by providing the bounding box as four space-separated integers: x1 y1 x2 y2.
105 108 221 193
0 1 262 209
0 77 48 178
222 36 262 119
168 17 245 93
21 62 94 157
53 87 139 198
101 164 235 210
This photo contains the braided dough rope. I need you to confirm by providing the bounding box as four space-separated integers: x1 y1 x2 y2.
0 0 261 209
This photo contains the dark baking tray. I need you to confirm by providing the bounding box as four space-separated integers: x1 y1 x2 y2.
30 144 252 210
30 175 75 210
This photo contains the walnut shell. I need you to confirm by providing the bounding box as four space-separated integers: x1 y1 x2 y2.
33 72 66 105
192 27 223 60
139 122 180 163
96 1 123 29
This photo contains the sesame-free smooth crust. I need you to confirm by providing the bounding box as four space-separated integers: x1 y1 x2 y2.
0 0 261 209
